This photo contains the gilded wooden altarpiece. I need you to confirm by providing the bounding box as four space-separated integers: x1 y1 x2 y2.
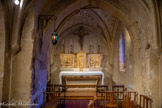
88 54 103 68
59 54 75 68
76 51 88 71
60 52 103 71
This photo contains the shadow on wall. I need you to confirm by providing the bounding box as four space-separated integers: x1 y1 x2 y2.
31 59 47 107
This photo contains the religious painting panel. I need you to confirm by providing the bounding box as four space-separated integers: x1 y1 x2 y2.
88 54 103 68
60 54 75 68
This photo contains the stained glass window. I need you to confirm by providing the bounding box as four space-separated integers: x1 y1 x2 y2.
119 33 125 71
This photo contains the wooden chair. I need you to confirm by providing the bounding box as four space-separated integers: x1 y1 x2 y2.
117 91 125 108
140 95 153 108
46 84 55 92
88 100 94 108
112 85 125 92
88 96 97 108
122 91 139 108
95 85 108 107
104 91 119 108
46 84 66 107
96 85 108 97
126 94 130 108
112 85 125 108
43 92 60 108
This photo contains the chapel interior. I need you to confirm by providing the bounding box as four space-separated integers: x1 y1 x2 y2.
0 0 162 108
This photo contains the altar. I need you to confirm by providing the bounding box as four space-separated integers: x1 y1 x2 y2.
59 71 104 85
59 49 104 86
58 27 104 86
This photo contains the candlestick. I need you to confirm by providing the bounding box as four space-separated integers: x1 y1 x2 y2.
93 42 95 53
71 39 73 45
98 44 100 53
62 39 64 44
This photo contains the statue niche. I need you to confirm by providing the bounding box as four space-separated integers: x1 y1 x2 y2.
76 51 87 71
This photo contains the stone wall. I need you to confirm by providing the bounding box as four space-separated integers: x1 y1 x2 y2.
2 0 159 107
11 10 34 106
113 26 134 90
0 4 5 102
50 30 112 88
24 0 162 107
160 53 162 107
110 1 161 107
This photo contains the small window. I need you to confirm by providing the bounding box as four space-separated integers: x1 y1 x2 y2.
119 33 125 72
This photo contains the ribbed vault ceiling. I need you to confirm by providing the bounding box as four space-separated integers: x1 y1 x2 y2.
57 8 119 50
39 0 121 50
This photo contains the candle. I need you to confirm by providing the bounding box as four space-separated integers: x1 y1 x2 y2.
93 42 95 53
71 39 73 45
90 40 92 45
62 39 64 44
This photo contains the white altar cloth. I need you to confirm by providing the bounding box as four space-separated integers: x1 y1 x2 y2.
59 71 104 85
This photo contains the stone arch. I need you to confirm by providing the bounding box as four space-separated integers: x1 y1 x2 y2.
112 23 135 89
41 0 141 64
41 0 141 82
41 0 144 59
52 0 139 42
38 0 162 107
40 0 141 96
57 8 112 46
40 0 162 106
